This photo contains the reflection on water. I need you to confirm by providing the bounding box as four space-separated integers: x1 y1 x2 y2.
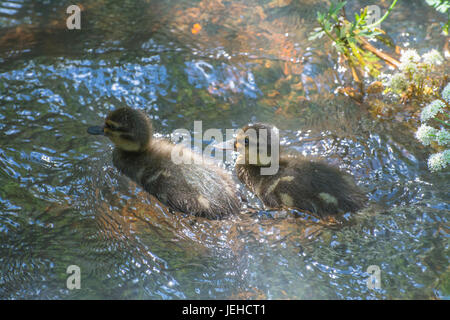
0 0 449 299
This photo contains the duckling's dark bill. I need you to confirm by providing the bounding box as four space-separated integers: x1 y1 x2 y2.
87 125 105 135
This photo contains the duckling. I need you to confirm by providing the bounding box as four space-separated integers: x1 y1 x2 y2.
87 107 240 219
215 123 366 218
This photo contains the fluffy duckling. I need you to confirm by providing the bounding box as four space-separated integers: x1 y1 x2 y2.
87 107 240 219
215 123 366 218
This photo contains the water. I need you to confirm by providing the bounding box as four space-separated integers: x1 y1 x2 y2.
0 0 449 299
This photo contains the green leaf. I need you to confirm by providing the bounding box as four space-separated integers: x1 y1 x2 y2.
443 20 449 35
308 31 325 41
426 0 450 13
317 11 324 21
334 1 347 13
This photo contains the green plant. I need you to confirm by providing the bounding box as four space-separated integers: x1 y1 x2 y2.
383 49 445 102
415 83 450 172
309 1 398 81
425 0 450 35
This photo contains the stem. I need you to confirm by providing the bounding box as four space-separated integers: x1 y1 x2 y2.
365 0 398 29
360 38 400 67
434 118 450 126
321 22 338 43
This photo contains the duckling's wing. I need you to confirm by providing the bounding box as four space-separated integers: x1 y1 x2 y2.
291 160 366 214
180 164 240 216
148 162 239 219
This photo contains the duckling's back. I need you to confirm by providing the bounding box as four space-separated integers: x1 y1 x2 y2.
113 139 240 219
237 157 366 218
286 158 367 216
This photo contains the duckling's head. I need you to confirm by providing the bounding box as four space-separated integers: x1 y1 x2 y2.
216 123 280 167
88 107 152 152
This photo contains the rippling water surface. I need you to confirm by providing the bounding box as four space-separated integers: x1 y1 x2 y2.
0 0 449 299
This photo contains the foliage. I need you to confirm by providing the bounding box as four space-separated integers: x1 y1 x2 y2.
425 0 450 34
427 0 450 12
309 1 398 79
383 49 445 103
415 83 450 172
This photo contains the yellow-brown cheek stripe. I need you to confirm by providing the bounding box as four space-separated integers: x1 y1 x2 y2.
104 128 121 136
105 120 121 128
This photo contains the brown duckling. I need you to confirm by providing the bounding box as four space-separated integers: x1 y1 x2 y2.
215 123 366 218
87 107 240 219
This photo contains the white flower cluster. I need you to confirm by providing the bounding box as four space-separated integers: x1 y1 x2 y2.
427 150 450 172
442 83 450 103
399 49 421 73
416 124 437 145
422 49 444 67
436 128 450 146
420 99 446 122
416 83 450 172
387 49 445 98
398 49 444 73
388 73 408 91
400 49 421 64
